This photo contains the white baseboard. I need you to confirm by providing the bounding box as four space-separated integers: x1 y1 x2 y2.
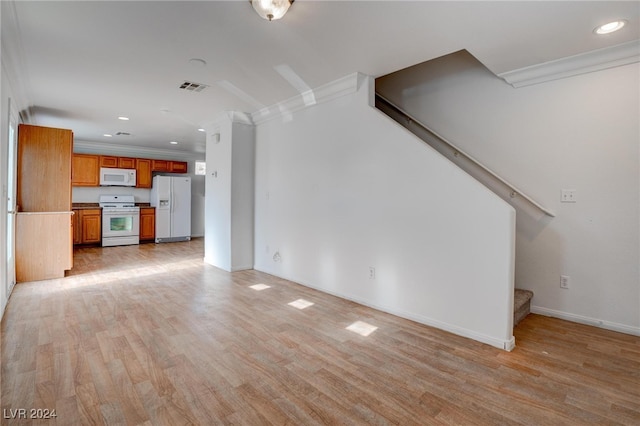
231 264 253 272
531 305 640 336
254 267 515 351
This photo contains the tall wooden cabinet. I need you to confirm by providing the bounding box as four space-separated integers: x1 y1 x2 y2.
17 124 72 212
16 124 74 282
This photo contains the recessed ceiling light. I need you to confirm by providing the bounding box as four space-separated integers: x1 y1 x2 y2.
103 134 112 137
594 20 626 35
170 141 178 145
118 116 130 121
198 128 205 132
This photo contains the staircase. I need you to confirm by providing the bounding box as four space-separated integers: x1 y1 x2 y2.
374 84 540 333
514 289 534 326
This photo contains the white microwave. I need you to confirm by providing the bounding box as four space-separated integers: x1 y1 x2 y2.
100 167 137 186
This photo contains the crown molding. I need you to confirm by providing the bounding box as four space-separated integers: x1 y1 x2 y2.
251 72 362 125
1 0 34 122
499 40 640 88
74 140 204 161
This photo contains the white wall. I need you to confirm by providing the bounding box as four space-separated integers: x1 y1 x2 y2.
376 51 640 334
0 11 7 318
0 18 27 318
1 8 30 318
204 119 233 270
253 75 517 349
204 115 255 272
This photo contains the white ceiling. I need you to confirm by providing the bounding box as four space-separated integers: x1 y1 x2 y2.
3 1 638 154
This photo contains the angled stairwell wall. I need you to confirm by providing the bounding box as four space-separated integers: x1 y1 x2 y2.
252 74 517 350
375 51 640 336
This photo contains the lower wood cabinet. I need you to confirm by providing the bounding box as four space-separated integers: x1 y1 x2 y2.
73 210 80 244
73 208 102 245
16 212 73 282
139 207 155 242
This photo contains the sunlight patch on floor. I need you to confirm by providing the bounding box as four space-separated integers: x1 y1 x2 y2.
346 320 378 337
288 299 314 310
249 284 271 291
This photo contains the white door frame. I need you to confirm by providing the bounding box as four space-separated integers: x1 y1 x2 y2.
5 98 19 300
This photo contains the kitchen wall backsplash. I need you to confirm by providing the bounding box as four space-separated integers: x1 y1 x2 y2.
73 186 151 203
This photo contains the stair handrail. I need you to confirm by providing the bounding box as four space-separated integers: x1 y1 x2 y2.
375 93 556 217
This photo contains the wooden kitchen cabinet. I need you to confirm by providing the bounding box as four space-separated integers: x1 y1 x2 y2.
16 212 74 282
100 155 136 169
169 161 188 173
72 154 100 186
72 209 81 244
100 155 118 168
81 209 102 244
152 159 188 173
118 157 136 169
139 207 155 242
136 158 152 188
17 124 73 212
151 159 169 172
16 124 73 281
73 208 102 245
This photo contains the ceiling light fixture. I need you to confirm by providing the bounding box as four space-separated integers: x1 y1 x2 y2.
103 134 112 137
118 116 129 121
594 20 626 35
189 58 207 67
170 141 178 145
250 0 293 21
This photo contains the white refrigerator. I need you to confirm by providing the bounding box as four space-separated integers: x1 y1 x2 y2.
150 175 191 243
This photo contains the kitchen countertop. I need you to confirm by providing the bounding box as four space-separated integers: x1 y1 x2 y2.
72 203 100 209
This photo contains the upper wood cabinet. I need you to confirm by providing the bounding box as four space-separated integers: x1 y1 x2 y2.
17 124 73 212
169 161 188 173
152 159 188 173
74 154 188 187
136 159 152 188
100 155 136 169
151 159 168 172
100 156 118 168
72 154 100 186
118 157 136 169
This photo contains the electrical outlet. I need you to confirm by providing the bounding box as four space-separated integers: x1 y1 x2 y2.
369 267 376 279
561 189 577 203
560 275 570 289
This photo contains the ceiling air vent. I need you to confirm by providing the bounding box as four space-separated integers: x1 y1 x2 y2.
179 81 208 92
115 132 130 136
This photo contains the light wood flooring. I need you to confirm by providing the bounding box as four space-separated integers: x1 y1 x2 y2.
2 239 639 425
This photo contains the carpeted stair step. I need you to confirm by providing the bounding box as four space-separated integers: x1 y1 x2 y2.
514 289 534 326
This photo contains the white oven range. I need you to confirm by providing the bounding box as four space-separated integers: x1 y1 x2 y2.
99 195 140 247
